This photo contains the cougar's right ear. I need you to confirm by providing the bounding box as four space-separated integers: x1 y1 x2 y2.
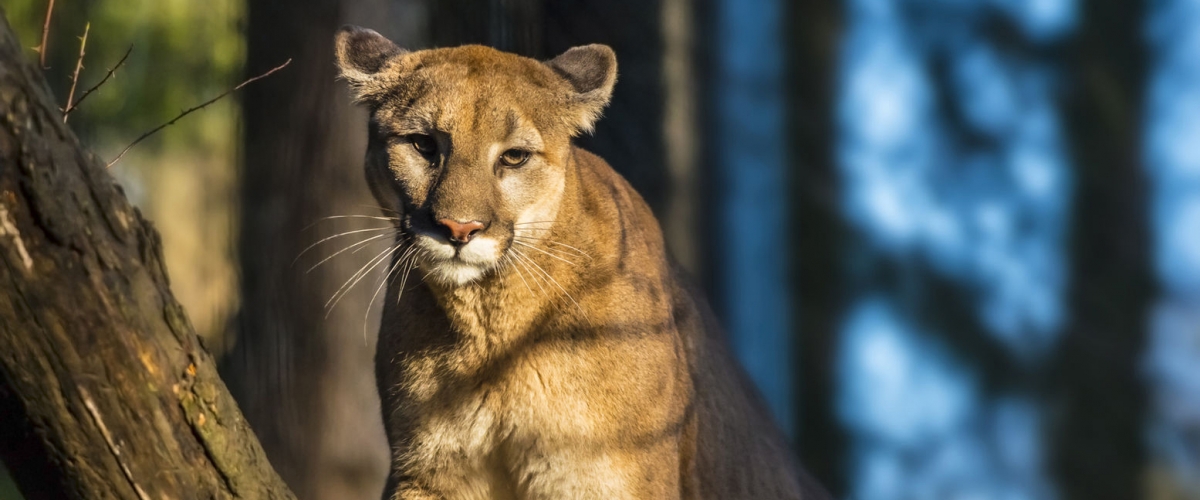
335 25 407 102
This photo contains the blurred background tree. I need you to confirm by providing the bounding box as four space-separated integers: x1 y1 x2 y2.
4 0 1200 499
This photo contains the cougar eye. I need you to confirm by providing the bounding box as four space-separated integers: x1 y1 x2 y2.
409 134 437 157
499 149 532 167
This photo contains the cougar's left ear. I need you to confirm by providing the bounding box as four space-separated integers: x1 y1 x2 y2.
545 44 617 133
334 25 408 102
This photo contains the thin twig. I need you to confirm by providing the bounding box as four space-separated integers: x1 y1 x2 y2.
63 22 89 123
107 58 292 168
63 45 132 119
35 0 55 68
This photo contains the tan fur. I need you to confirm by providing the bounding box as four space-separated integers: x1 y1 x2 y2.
334 26 829 500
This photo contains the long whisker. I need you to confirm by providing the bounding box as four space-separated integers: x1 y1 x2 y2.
351 236 385 254
362 242 420 342
409 247 433 290
395 246 420 300
514 249 587 319
357 204 402 216
386 242 418 284
512 235 588 252
305 231 395 273
504 252 535 298
302 214 399 231
511 234 571 242
511 236 592 260
327 241 399 314
513 221 557 226
512 240 578 267
364 244 415 344
325 241 405 316
294 226 396 265
510 249 549 297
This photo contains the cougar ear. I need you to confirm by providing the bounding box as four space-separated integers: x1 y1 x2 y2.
545 44 617 133
335 25 407 102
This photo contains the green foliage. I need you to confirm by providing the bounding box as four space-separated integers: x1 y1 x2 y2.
5 0 244 155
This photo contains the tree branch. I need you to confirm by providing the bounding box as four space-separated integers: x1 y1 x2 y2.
107 58 291 167
62 21 87 123
34 0 54 68
62 45 131 120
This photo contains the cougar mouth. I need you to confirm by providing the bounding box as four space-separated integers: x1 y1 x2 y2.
409 228 507 285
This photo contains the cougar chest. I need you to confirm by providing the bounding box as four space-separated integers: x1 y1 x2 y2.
398 353 509 499
396 342 576 499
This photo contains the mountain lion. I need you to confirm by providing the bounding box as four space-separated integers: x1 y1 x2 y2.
334 25 829 500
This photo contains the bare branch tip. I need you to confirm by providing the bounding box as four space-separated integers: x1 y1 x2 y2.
106 57 293 168
63 46 133 120
62 22 90 124
38 0 56 69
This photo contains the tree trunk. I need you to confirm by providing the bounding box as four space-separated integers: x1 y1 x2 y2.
219 0 391 498
0 11 293 500
786 0 845 494
1053 0 1153 497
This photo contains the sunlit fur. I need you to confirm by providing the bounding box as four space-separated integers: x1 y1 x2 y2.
335 26 829 500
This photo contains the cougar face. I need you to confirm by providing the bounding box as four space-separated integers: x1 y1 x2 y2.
338 30 615 286
368 78 567 285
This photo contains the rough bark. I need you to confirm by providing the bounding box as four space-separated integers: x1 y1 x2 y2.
0 11 294 500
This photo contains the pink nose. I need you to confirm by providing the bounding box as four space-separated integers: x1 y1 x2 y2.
437 219 486 244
